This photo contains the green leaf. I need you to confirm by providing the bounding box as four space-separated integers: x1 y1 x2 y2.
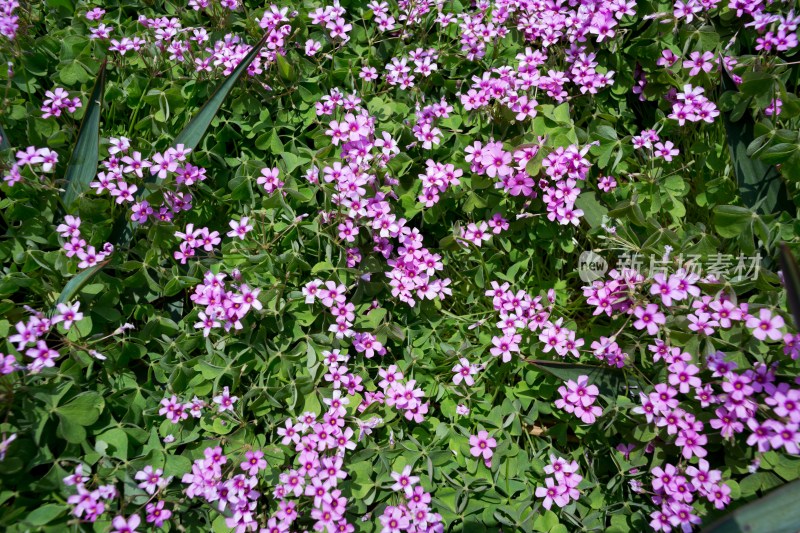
720 65 792 215
779 243 800 329
50 258 110 313
200 416 234 435
738 72 775 98
24 504 66 526
713 205 754 238
61 60 107 210
0 121 10 151
533 510 559 532
530 360 639 397
276 53 297 83
56 391 104 426
575 192 608 229
702 479 800 533
171 32 270 160
95 428 129 460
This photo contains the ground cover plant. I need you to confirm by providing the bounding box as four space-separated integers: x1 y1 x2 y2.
2 0 800 531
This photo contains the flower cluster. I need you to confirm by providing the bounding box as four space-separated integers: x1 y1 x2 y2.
182 446 264 532
669 84 720 125
174 223 221 263
315 85 452 308
648 460 730 532
380 466 443 532
40 87 82 119
485 281 584 363
189 271 262 336
0 0 18 40
267 396 367 531
535 455 583 510
158 393 208 423
2 145 59 186
303 279 357 339
589 336 629 368
377 364 429 423
90 139 203 225
4 0 800 530
555 375 602 424
309 2 352 46
366 1 396 32
752 10 800 53
8 302 86 373
458 213 509 247
385 48 439 90
63 464 118 523
410 97 450 151
321 349 366 397
56 215 114 269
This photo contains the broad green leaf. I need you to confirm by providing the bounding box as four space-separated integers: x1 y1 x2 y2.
702 479 800 533
24 504 66 526
720 65 792 215
61 60 107 209
95 428 129 460
575 192 608 229
276 53 297 83
56 391 104 426
713 205 754 238
200 416 234 435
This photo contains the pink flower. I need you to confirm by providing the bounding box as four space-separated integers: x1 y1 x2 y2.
653 141 679 161
256 167 283 194
111 514 141 533
535 477 569 509
632 303 666 335
240 450 267 476
305 39 321 56
490 333 521 362
390 465 419 497
134 466 170 495
452 357 478 386
555 375 603 423
213 386 238 413
145 501 171 528
746 308 784 341
227 217 253 240
469 430 497 464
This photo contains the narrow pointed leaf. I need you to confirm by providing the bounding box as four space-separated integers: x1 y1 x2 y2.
0 121 10 151
168 32 270 168
702 480 800 533
529 360 640 397
779 243 800 329
61 61 107 210
111 34 270 264
52 259 110 312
